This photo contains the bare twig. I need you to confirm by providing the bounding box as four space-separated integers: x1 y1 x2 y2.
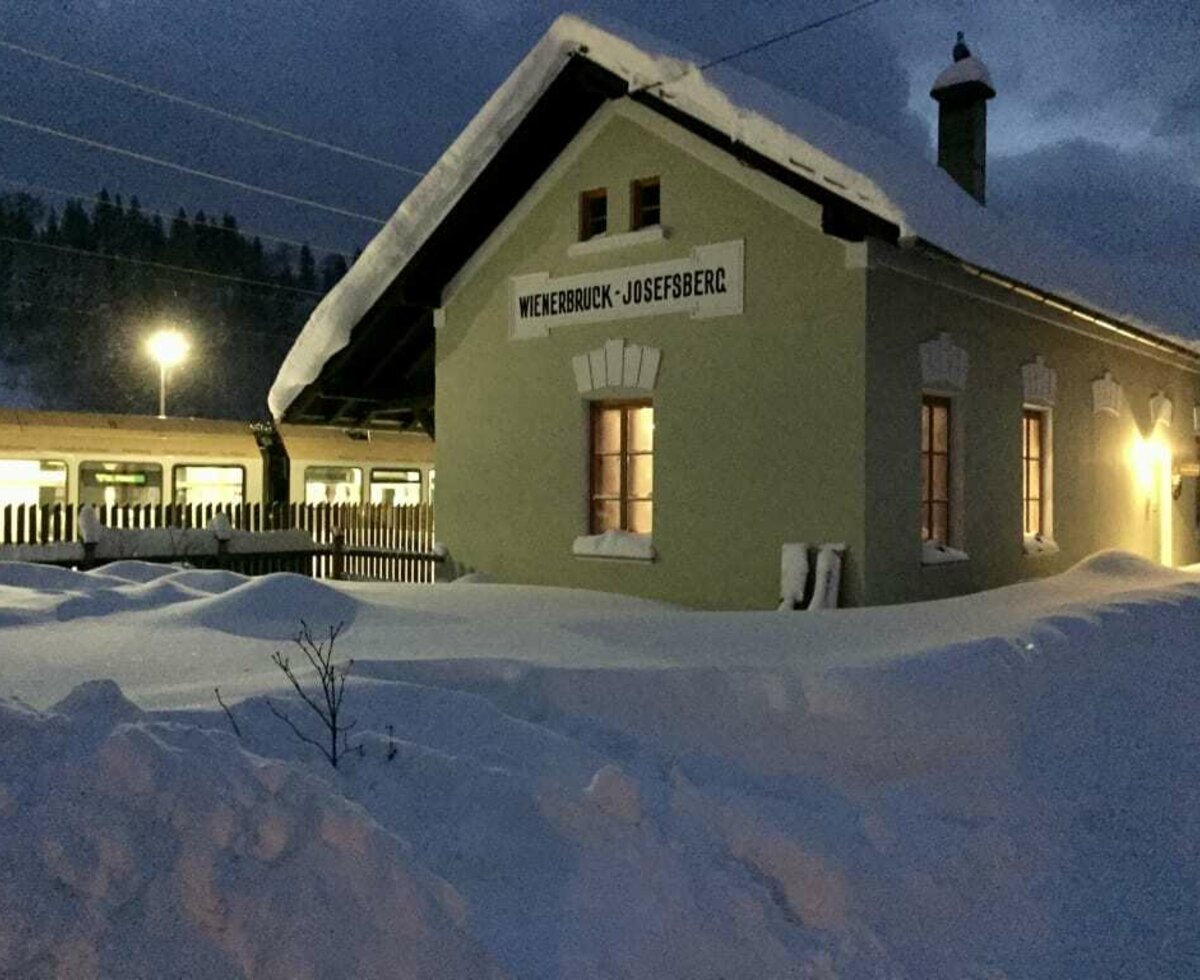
267 620 355 767
214 686 242 738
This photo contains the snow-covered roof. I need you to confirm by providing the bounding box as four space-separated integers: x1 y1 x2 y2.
269 15 1199 419
931 55 995 96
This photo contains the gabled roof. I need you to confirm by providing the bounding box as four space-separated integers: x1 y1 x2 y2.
270 14 1199 423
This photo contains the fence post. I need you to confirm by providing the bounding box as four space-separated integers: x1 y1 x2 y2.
82 541 97 570
331 530 345 581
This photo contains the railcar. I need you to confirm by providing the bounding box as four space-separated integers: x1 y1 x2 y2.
0 409 434 510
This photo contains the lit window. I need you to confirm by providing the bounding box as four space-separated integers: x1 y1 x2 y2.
579 188 607 241
920 397 951 544
369 468 422 506
80 461 163 508
631 177 660 230
591 402 653 534
304 466 362 504
1022 409 1047 535
173 465 245 506
0 459 66 507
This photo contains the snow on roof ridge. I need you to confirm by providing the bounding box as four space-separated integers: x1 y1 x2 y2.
269 15 1197 418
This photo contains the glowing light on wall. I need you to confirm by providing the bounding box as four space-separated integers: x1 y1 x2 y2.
1129 433 1173 566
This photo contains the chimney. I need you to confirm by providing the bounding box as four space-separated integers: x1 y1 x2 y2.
931 32 996 204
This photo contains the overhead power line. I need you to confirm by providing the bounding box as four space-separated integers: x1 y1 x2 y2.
0 175 352 257
0 234 326 297
0 111 388 225
635 0 892 94
0 36 426 179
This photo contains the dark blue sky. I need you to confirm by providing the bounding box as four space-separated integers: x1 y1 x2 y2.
0 0 1196 321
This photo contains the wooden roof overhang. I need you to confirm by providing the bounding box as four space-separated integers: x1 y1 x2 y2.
281 55 901 432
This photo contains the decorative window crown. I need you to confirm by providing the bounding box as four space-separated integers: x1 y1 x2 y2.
920 332 968 390
572 338 660 394
1092 371 1122 417
1021 355 1057 406
1150 391 1173 430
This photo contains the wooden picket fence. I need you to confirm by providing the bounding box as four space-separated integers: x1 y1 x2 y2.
0 502 440 584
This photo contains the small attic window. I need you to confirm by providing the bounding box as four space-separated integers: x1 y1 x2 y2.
579 188 607 241
631 177 660 230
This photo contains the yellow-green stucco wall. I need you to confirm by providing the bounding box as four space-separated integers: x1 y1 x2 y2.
436 102 869 608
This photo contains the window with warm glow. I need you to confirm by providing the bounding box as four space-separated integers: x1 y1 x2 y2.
0 459 67 508
920 396 951 544
304 466 362 504
630 177 660 230
369 468 422 506
579 188 607 241
79 461 163 507
590 402 653 534
173 465 245 506
1022 410 1046 535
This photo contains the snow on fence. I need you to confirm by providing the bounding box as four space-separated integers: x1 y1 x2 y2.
0 502 440 583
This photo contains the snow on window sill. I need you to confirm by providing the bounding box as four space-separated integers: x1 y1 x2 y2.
921 540 969 566
572 530 656 561
567 225 666 258
1023 533 1060 556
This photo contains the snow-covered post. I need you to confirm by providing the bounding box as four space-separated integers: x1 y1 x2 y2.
778 542 810 611
208 512 233 566
78 504 102 568
806 543 847 611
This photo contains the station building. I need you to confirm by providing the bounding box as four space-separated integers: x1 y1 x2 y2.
271 17 1200 608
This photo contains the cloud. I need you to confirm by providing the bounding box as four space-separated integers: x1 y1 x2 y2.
1152 73 1200 138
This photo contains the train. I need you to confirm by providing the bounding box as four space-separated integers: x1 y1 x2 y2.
0 409 435 511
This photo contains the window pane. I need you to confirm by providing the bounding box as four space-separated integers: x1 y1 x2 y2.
1026 461 1041 501
627 406 654 452
0 459 67 507
370 468 422 505
80 461 163 507
627 500 653 534
304 466 362 504
593 408 621 452
931 403 949 452
174 465 244 506
931 502 949 544
627 453 653 499
1025 414 1041 458
932 455 948 500
592 499 621 533
593 455 622 498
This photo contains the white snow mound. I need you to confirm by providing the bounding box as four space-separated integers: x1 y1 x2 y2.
173 572 360 639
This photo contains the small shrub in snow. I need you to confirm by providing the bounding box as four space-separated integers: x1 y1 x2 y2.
267 621 357 768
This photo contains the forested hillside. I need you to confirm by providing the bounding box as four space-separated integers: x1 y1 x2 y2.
0 190 349 419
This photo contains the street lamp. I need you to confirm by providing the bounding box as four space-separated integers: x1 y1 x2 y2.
146 328 189 418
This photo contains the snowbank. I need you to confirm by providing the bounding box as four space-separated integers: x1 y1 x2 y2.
0 682 504 979
1 552 1198 976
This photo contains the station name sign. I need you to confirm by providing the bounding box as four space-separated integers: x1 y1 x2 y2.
509 239 743 338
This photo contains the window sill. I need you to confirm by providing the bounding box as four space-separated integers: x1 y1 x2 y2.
1023 534 1059 556
572 530 656 562
921 541 969 566
567 225 666 258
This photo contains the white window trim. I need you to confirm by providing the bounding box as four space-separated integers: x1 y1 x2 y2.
566 225 667 258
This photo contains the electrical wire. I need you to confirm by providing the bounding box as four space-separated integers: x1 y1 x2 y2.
0 175 352 257
634 0 892 94
0 36 426 179
0 111 388 225
0 234 327 297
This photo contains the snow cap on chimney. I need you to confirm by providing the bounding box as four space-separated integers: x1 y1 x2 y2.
931 32 996 204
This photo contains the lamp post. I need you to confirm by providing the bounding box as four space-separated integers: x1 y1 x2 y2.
146 328 189 418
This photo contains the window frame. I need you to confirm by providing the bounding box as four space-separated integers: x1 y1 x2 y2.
630 176 661 231
578 187 608 241
303 464 363 505
1022 407 1052 539
78 460 164 507
920 395 953 546
589 400 653 535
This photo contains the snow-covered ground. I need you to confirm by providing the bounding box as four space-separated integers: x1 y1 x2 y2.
2 553 1199 977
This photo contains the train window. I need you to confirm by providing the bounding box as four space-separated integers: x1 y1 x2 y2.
79 461 163 507
0 459 67 507
173 465 245 506
304 466 362 504
369 468 422 506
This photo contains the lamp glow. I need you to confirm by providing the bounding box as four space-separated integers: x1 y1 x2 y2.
145 328 189 417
